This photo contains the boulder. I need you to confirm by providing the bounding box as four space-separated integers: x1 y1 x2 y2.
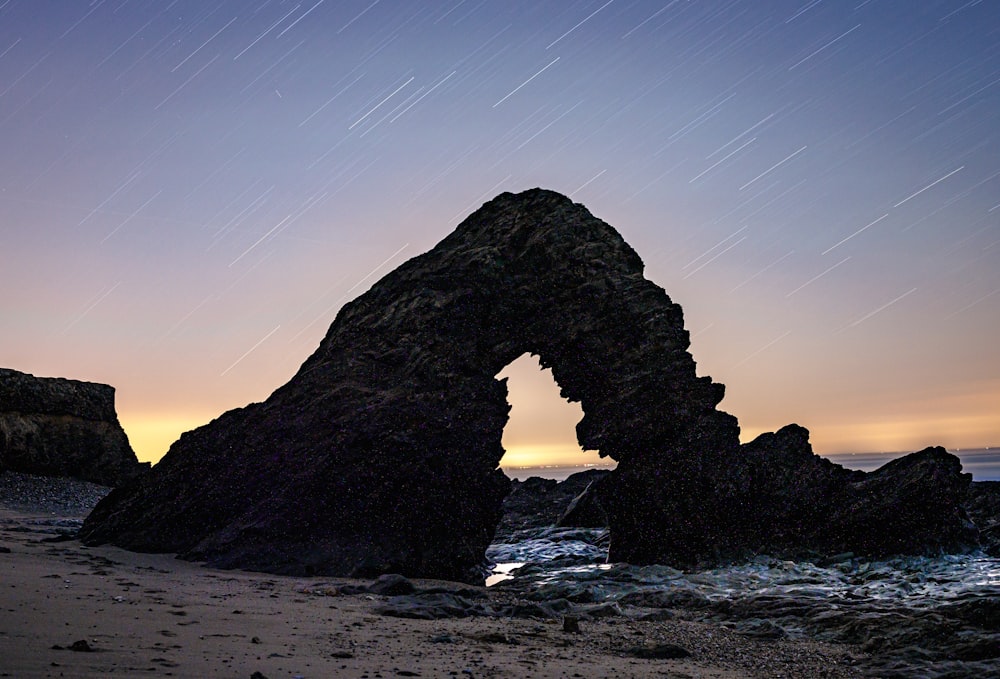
0 368 148 486
557 477 609 529
498 469 610 537
79 189 978 580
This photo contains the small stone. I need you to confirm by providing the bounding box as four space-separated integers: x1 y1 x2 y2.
68 640 94 652
562 615 580 633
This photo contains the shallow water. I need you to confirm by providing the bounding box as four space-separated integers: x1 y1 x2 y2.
488 527 1000 677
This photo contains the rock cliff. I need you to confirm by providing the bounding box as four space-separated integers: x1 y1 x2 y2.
79 189 976 580
0 368 148 486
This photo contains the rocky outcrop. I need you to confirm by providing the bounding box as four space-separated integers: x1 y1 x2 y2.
79 189 977 581
497 469 610 538
967 482 1000 556
0 368 147 486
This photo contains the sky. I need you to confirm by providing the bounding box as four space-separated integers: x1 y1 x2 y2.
1 1 998 469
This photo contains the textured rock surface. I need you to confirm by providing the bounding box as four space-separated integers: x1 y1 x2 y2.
497 469 610 538
594 424 976 567
967 482 1000 556
0 368 147 486
80 189 977 581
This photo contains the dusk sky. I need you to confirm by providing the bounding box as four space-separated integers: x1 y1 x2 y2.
2 1 998 468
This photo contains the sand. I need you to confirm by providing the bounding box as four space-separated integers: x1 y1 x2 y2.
1 502 868 679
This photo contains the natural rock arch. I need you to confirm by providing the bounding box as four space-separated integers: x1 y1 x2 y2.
81 189 977 582
495 353 592 469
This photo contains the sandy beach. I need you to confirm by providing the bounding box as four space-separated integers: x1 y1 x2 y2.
0 478 868 679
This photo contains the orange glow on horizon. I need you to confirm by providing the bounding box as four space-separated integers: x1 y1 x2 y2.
120 361 999 468
117 412 211 464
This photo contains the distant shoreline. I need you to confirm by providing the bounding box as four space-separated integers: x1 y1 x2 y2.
504 447 1000 482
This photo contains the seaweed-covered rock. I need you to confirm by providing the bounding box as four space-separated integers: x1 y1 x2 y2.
0 368 147 486
79 189 977 581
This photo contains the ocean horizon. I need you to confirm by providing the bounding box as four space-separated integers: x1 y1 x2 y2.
503 447 1000 482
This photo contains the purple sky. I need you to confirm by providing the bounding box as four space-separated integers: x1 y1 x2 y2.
2 1 998 465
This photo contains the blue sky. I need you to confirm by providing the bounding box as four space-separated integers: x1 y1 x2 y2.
2 1 998 463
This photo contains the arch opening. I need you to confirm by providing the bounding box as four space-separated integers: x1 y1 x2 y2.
496 353 615 480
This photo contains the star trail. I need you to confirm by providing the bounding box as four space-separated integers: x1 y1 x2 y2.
1 1 997 463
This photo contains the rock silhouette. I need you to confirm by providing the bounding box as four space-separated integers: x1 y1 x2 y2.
0 368 148 485
79 189 976 581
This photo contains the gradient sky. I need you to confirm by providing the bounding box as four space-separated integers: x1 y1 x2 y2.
2 1 998 467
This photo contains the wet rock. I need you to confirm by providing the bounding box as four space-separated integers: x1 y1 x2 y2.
967 481 1000 556
504 599 574 619
0 368 147 485
79 188 979 580
368 573 416 596
374 592 491 619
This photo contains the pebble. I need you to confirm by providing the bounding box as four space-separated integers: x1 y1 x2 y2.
0 471 111 516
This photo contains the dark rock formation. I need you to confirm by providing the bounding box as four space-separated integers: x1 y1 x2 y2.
729 428 976 560
557 476 609 529
497 469 610 538
967 482 1000 556
0 368 147 486
79 189 977 581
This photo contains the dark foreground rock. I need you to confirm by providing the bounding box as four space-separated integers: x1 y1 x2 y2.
80 189 977 582
0 368 147 486
967 481 1000 556
496 469 610 538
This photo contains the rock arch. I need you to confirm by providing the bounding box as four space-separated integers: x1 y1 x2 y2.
495 353 591 469
81 189 977 582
